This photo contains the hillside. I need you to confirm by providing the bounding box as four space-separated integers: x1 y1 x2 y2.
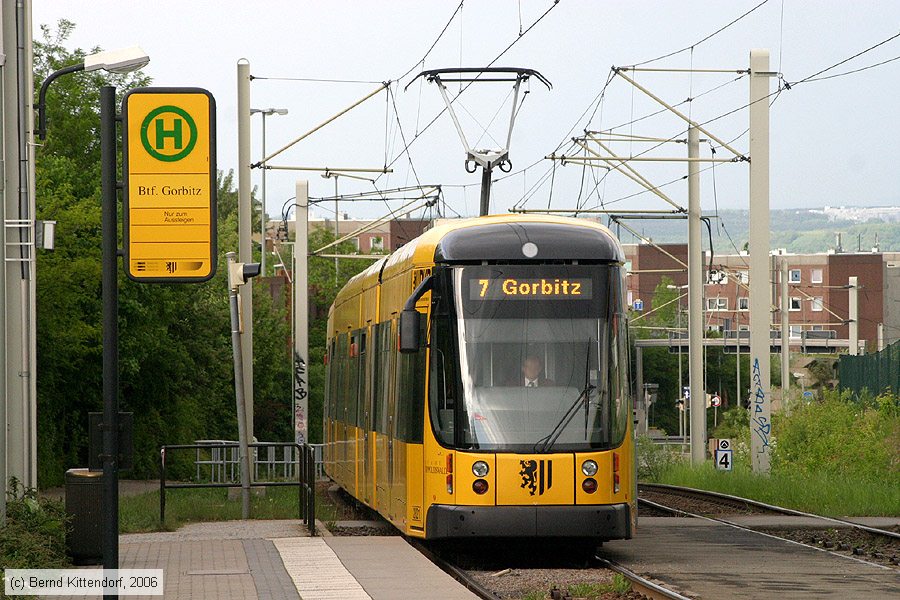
615 207 900 254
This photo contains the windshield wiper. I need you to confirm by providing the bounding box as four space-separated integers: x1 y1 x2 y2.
534 339 595 454
533 382 595 454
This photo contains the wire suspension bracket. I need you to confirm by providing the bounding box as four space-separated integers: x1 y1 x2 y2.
408 67 552 216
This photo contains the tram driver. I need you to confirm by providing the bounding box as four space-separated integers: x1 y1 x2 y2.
509 354 555 387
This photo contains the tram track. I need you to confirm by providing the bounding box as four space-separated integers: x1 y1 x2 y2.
638 483 900 569
640 482 900 539
591 556 692 600
409 536 692 600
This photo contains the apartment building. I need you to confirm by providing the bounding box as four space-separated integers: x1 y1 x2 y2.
267 214 430 255
624 243 900 350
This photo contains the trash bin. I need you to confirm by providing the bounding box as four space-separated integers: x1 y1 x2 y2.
65 468 103 565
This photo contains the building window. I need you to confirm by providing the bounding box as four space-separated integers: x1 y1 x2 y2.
811 268 823 284
738 297 749 311
789 325 803 338
706 297 727 311
351 237 360 252
789 269 801 283
812 325 824 331
371 236 384 252
738 271 749 285
789 297 802 311
811 297 823 312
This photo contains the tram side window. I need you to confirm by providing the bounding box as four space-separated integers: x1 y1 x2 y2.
609 270 630 446
373 322 392 435
396 316 427 443
356 331 368 428
324 338 335 422
347 331 361 426
336 334 348 423
429 316 458 446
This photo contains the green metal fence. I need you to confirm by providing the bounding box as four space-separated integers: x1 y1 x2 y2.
839 340 900 396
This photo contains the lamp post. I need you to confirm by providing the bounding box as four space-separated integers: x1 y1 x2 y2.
37 46 149 595
37 46 150 139
251 108 288 277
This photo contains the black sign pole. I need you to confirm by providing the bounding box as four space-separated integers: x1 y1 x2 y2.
100 85 120 598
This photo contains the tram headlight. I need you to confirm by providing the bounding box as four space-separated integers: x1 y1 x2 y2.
472 461 490 477
472 479 489 495
581 459 598 477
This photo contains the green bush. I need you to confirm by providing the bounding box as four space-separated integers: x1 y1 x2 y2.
0 479 71 598
636 435 683 480
649 391 900 515
773 390 899 484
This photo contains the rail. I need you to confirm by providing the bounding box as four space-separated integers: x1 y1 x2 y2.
640 482 900 541
593 556 692 600
159 441 316 535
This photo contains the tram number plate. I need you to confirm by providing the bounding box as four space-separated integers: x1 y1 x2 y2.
715 449 733 471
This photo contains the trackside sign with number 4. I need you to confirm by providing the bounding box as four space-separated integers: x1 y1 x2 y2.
715 438 733 471
122 87 217 283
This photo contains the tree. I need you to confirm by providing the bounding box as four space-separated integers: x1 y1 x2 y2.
34 22 293 484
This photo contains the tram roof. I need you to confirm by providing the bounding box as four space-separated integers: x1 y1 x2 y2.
333 214 624 305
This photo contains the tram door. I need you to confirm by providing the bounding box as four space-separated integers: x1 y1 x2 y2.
374 321 395 516
360 327 373 506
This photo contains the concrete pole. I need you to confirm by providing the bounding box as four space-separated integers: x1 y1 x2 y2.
260 111 267 278
293 181 310 444
2 0 38 492
736 330 741 409
848 276 858 356
781 258 790 409
24 0 37 491
334 176 339 284
749 49 772 474
237 60 254 440
1 0 11 521
687 127 705 465
226 252 251 519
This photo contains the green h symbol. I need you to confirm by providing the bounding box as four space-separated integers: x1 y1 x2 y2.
154 117 183 150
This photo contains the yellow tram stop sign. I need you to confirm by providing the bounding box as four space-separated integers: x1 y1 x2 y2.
123 88 216 282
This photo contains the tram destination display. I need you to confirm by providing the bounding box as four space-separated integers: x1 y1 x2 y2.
469 277 593 300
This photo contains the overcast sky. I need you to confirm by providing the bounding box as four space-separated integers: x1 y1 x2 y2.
33 1 900 223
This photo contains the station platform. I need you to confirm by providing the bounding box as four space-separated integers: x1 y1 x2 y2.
601 516 899 599
59 520 476 599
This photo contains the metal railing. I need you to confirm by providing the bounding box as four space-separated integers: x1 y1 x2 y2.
190 440 325 482
159 441 316 535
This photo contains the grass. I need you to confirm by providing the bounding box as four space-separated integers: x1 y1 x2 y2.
522 575 632 600
567 575 632 598
655 461 900 517
119 484 346 533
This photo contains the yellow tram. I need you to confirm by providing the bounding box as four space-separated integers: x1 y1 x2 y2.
324 214 636 540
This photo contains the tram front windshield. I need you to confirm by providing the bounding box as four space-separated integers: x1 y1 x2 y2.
430 264 629 452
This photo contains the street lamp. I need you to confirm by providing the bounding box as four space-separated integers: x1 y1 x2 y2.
37 45 149 584
37 46 149 139
251 107 288 277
